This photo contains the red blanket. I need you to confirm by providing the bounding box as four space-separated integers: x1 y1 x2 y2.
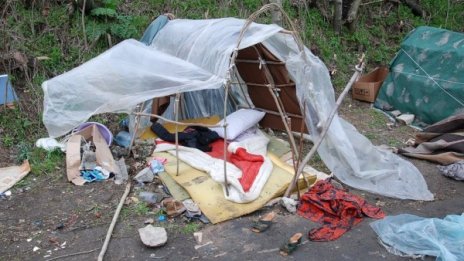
298 180 385 241
207 140 264 192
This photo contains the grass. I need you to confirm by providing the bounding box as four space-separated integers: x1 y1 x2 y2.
1 0 462 176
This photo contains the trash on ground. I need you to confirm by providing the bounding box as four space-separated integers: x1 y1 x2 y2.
114 158 129 185
396 114 415 125
371 214 464 261
0 160 31 194
298 180 385 241
114 131 131 148
149 158 165 174
193 232 203 244
161 198 185 218
75 122 113 146
139 191 160 205
437 161 464 181
35 137 66 152
144 218 154 224
279 232 303 256
134 167 155 183
138 225 167 248
251 211 276 233
66 125 118 185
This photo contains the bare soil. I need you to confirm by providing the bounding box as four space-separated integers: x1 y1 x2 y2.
1 98 463 261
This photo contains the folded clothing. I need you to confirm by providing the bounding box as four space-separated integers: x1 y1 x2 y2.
151 123 220 152
298 180 385 241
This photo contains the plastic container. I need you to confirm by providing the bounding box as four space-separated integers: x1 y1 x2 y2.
75 122 113 145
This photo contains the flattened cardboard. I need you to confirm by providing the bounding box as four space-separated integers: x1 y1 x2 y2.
352 67 389 103
0 160 31 193
66 125 118 185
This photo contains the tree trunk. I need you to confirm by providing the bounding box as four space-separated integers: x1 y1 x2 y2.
333 0 343 34
270 0 283 26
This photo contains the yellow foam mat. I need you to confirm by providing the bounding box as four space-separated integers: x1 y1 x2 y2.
140 115 221 140
154 151 316 224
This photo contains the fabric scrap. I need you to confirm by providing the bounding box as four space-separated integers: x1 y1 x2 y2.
298 180 385 241
80 167 109 183
437 161 464 181
370 214 464 261
149 159 165 174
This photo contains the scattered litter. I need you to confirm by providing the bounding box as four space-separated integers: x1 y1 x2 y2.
257 248 279 254
214 252 227 258
114 158 129 185
396 114 415 125
194 241 213 250
114 131 131 148
162 198 186 218
183 199 201 217
281 197 297 213
60 241 67 248
390 110 402 117
157 215 166 222
134 168 155 183
279 232 303 256
149 159 165 174
193 232 203 244
139 191 160 205
144 218 155 224
371 214 464 261
251 212 276 233
437 161 464 181
138 225 167 247
66 125 118 186
33 246 40 252
149 252 171 259
0 160 31 194
27 238 32 242
404 138 415 146
36 138 66 152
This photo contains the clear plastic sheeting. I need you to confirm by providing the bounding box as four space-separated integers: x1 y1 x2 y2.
371 214 464 261
42 18 433 200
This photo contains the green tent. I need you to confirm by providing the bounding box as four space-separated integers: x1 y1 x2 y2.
375 26 464 127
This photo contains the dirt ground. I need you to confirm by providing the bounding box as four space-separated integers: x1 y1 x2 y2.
1 99 463 261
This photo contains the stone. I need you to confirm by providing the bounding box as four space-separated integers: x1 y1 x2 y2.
138 225 167 247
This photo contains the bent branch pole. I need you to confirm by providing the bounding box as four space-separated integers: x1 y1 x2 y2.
283 57 365 198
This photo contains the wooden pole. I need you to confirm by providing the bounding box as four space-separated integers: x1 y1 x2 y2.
283 57 365 198
97 183 131 261
333 0 343 34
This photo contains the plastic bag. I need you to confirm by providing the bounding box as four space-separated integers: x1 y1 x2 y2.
370 214 464 261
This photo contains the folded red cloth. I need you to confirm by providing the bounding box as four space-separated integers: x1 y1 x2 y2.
298 180 385 241
207 140 264 192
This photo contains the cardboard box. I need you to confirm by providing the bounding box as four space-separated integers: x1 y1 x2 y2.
66 125 118 185
352 67 389 103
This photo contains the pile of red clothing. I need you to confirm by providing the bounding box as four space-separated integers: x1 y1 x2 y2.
298 180 385 241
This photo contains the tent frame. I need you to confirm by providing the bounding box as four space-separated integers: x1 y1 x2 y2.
131 4 310 197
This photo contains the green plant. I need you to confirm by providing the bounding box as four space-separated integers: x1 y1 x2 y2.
181 223 200 234
133 202 150 216
86 0 143 42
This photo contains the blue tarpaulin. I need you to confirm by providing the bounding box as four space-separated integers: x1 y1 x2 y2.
0 75 18 105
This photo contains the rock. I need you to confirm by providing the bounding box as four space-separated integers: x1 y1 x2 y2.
138 225 167 247
134 167 154 183
33 246 40 252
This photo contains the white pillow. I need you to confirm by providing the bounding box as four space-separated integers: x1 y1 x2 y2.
210 109 265 140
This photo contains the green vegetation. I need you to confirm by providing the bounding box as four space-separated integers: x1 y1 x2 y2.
1 0 462 175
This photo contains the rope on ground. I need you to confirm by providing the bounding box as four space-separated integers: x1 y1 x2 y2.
97 182 131 261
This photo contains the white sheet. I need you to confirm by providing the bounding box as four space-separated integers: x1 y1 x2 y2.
154 129 273 203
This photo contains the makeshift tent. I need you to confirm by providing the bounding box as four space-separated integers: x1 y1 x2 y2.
0 74 18 105
41 5 433 201
375 26 464 127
